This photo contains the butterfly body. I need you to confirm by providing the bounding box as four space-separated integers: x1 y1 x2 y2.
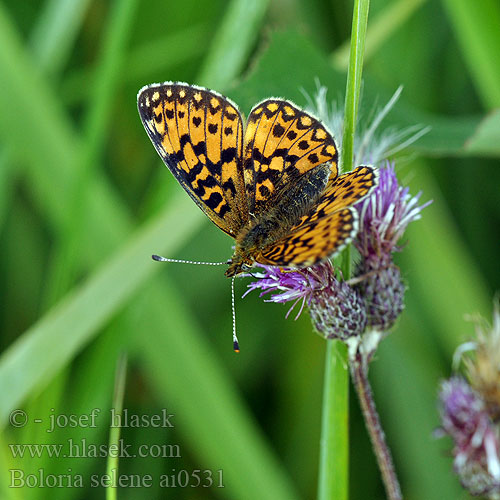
137 82 377 277
227 162 333 276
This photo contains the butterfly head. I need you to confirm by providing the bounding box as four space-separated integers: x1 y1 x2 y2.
225 254 254 278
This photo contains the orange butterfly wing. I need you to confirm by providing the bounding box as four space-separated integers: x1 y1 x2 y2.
257 166 378 267
137 82 247 237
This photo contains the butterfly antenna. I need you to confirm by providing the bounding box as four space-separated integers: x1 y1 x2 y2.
153 254 239 351
152 255 228 266
231 277 240 353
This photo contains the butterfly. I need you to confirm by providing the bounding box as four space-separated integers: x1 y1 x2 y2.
137 82 377 278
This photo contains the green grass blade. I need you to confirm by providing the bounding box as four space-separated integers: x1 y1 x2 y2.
33 317 142 500
105 354 127 500
29 0 92 74
400 162 492 353
332 0 428 70
0 151 15 230
341 0 370 172
0 4 132 261
441 0 500 108
42 0 139 307
135 279 301 500
0 194 201 425
81 0 139 163
197 0 269 88
0 5 90 492
317 340 349 500
0 4 79 203
0 432 23 499
465 109 500 156
62 24 209 105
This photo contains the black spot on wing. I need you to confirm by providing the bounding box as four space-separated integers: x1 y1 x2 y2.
285 154 299 165
206 158 222 177
185 162 203 188
218 204 230 217
273 148 288 158
222 177 237 196
252 149 263 163
342 188 354 199
205 191 223 209
221 147 237 164
174 148 185 163
259 184 271 198
273 124 285 137
193 141 207 156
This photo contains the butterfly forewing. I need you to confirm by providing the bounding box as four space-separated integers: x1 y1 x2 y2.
137 83 247 237
242 99 338 215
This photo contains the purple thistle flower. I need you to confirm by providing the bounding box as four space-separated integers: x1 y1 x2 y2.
244 91 431 342
438 377 500 497
353 162 431 330
244 261 367 340
243 264 323 319
355 161 432 260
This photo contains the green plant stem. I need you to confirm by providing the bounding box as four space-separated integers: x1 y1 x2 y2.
317 1 370 499
331 0 427 71
339 2 403 495
341 0 370 172
318 340 349 500
351 355 402 500
106 353 127 500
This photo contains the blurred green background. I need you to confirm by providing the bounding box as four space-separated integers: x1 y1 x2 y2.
0 0 499 499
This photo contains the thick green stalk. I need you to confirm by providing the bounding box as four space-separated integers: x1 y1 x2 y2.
318 1 370 499
105 354 127 500
331 0 427 70
341 0 370 173
318 340 349 500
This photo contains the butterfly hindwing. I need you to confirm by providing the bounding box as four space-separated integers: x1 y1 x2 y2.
256 166 377 267
257 208 358 268
242 99 338 215
137 82 247 237
291 166 378 230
